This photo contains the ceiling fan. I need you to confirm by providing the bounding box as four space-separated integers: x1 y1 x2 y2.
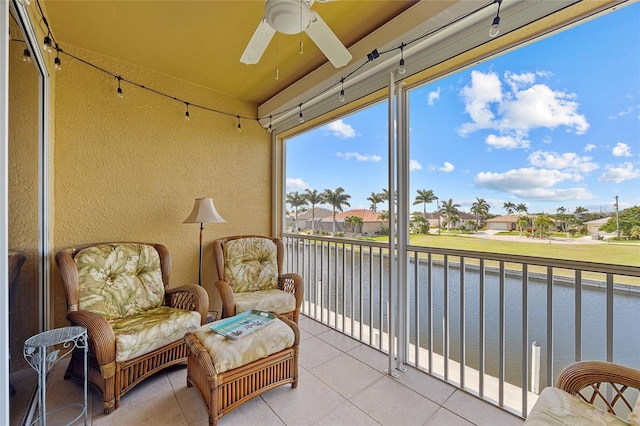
240 0 352 68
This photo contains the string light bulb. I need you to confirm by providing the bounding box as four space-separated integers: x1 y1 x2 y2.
489 0 502 38
398 43 406 75
54 45 62 71
339 78 345 103
298 104 304 124
116 77 124 98
237 115 242 132
43 35 53 53
22 48 32 62
184 103 190 121
267 115 273 133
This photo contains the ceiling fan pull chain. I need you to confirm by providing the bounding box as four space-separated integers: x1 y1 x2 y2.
275 33 279 80
299 0 304 55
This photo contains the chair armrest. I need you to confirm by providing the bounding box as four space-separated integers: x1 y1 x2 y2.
279 273 304 309
277 315 300 348
215 279 236 319
184 332 218 376
166 285 209 325
557 360 640 415
67 310 116 378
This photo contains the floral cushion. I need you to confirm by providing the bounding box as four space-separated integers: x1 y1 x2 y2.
234 289 297 315
223 238 279 293
193 318 295 374
111 306 200 362
75 244 165 320
525 387 629 425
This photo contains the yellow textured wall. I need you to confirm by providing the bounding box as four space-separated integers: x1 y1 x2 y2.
52 45 272 327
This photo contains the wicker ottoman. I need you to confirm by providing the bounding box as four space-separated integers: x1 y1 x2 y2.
185 315 299 426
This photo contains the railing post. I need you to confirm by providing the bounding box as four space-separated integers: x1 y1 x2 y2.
531 341 541 395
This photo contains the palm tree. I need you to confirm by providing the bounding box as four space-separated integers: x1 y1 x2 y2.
556 206 570 236
345 216 363 234
574 206 588 216
517 216 530 237
413 189 437 216
286 191 306 231
304 189 325 234
344 216 355 233
534 214 554 239
503 202 516 215
515 203 528 215
323 187 351 235
411 212 429 234
470 197 490 230
380 188 397 206
439 198 460 231
366 192 384 213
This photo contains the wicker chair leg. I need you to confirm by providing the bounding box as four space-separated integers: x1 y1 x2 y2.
102 375 116 414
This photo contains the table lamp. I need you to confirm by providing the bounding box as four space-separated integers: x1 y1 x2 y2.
183 197 225 286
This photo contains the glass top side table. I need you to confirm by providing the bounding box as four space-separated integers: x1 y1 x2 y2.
24 326 88 426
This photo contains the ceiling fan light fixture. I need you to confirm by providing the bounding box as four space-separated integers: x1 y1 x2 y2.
266 0 310 34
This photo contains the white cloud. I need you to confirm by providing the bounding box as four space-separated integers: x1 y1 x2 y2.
475 168 575 191
608 106 634 119
438 162 455 172
504 71 537 91
286 177 308 192
528 150 599 173
584 144 596 152
458 70 589 144
459 71 502 134
511 187 594 201
336 152 382 162
427 87 441 106
474 167 593 201
598 162 640 183
500 84 589 134
612 142 632 157
410 160 422 171
324 119 356 139
486 134 530 149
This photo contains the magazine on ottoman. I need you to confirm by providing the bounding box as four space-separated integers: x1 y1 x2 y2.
209 310 277 339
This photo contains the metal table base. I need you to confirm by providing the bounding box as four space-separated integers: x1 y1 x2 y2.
24 326 88 426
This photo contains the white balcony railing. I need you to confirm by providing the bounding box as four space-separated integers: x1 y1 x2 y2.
282 233 640 418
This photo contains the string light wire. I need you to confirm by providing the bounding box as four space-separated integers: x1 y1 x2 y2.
31 0 498 131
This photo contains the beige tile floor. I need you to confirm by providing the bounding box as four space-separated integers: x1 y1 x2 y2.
36 315 525 426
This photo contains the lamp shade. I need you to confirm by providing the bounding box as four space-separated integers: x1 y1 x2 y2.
183 197 225 224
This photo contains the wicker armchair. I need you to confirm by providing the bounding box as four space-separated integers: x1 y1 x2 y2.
56 242 209 414
525 360 640 424
213 235 303 323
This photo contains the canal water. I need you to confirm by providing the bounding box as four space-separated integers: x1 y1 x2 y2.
293 243 640 389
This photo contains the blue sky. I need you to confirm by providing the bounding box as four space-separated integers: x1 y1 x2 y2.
286 4 640 216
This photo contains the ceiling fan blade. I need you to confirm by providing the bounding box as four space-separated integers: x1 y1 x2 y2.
240 18 277 65
305 11 352 68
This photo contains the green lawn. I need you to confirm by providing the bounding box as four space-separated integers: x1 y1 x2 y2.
359 233 640 267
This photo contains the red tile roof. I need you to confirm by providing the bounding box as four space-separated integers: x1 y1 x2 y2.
333 209 383 222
